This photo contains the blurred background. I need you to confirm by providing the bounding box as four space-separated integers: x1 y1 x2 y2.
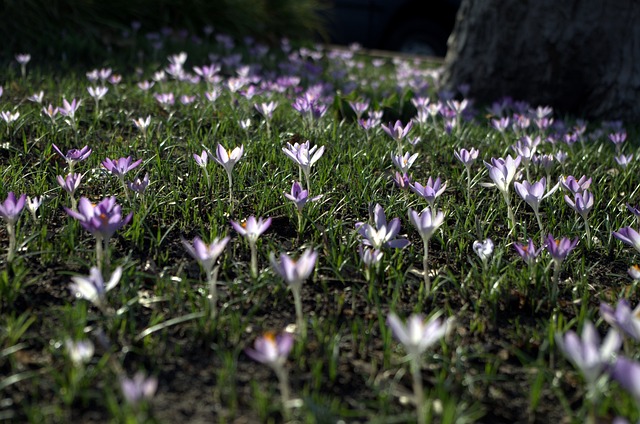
0 0 460 65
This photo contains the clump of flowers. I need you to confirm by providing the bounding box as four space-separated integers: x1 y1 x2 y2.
356 203 409 250
282 140 325 193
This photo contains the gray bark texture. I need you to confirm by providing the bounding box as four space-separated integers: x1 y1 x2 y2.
439 0 640 121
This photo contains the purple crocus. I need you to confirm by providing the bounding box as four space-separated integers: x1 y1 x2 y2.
245 332 294 368
560 175 592 195
410 177 447 207
545 234 578 264
182 236 230 276
57 173 82 196
514 178 558 215
120 371 158 406
600 299 640 341
284 181 321 213
69 266 122 310
270 248 317 335
59 98 81 119
387 312 450 357
381 120 412 142
392 172 412 190
65 197 132 242
392 151 418 174
513 239 542 266
282 140 325 192
356 203 409 250
615 154 634 168
454 147 479 168
102 156 143 179
613 227 640 254
555 320 621 385
564 190 594 220
128 173 150 195
0 192 26 225
611 357 640 402
231 216 272 278
52 144 92 171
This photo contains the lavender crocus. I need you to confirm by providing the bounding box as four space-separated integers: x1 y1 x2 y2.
193 150 210 188
356 203 409 250
271 248 317 335
513 239 542 266
282 140 325 192
387 312 451 424
455 147 479 194
392 151 418 174
565 190 594 247
611 357 640 403
555 320 620 385
514 177 558 240
128 173 150 195
483 155 521 231
65 197 132 270
613 227 640 255
52 144 92 172
245 332 294 414
381 120 412 153
473 238 494 269
409 207 444 294
65 339 94 367
231 216 272 278
545 234 578 299
59 98 81 129
213 143 244 206
182 236 229 318
410 177 447 208
120 371 158 406
69 266 122 311
0 192 26 263
57 173 82 210
560 175 592 195
600 299 640 341
102 156 143 179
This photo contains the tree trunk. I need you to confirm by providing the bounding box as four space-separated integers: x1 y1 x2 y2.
439 0 640 121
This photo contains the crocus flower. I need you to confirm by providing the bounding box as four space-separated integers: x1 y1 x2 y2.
255 101 278 120
213 143 244 205
615 154 634 168
128 173 150 195
454 147 479 168
232 216 272 278
358 244 383 267
484 155 521 194
387 312 451 357
514 177 558 215
483 155 521 230
410 177 447 207
611 357 640 403
284 181 321 213
193 150 208 168
560 175 591 194
555 320 621 385
26 195 43 222
356 203 409 250
545 234 579 264
613 227 640 254
271 248 316 335
65 339 94 366
600 299 640 341
42 104 59 122
182 236 230 277
69 266 122 309
102 156 143 179
231 216 272 245
564 191 594 220
59 98 81 119
473 238 494 263
381 120 412 142
392 172 412 190
392 151 418 174
245 332 294 412
57 173 83 196
0 192 26 225
282 140 325 192
120 371 158 406
65 196 132 249
132 116 151 132
87 86 108 101
409 207 445 293
52 144 92 171
513 239 541 266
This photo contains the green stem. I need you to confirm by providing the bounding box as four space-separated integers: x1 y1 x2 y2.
96 237 104 272
208 266 219 319
503 191 515 233
410 356 425 424
583 215 592 249
423 238 430 296
291 287 306 337
250 241 258 279
552 261 561 302
6 223 16 264
274 365 292 420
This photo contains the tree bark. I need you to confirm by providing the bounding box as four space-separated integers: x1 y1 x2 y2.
439 0 640 121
